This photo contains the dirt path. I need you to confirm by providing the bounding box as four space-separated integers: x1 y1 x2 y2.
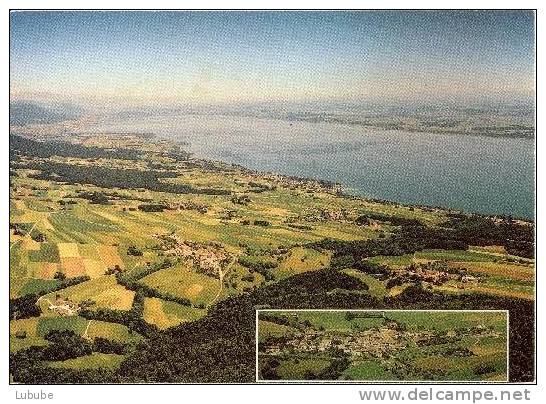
208 258 235 308
36 296 54 307
82 320 93 340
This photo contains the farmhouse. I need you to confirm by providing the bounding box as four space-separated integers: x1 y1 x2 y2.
48 296 80 316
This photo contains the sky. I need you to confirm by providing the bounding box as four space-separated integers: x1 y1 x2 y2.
10 10 535 105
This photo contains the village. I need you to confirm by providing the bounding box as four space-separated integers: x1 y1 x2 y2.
387 261 481 288
155 233 234 278
261 317 502 361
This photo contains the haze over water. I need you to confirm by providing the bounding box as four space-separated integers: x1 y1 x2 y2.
10 11 535 218
91 114 535 219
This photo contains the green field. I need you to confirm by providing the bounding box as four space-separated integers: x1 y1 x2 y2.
276 357 331 380
414 249 497 263
344 360 394 380
140 264 219 306
258 320 298 342
85 320 142 343
143 297 206 329
41 275 135 311
47 353 125 370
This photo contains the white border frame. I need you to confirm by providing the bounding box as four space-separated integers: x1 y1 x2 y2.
2 5 538 402
255 309 510 384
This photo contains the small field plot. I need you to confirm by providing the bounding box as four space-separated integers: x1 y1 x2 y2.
414 249 496 263
386 310 507 333
366 254 414 267
275 357 331 380
84 320 142 343
257 320 298 343
437 261 535 300
96 245 125 270
36 316 89 338
449 261 534 282
275 247 330 279
18 278 61 296
140 263 219 306
454 278 535 301
10 318 49 353
28 243 60 263
41 275 135 311
143 297 206 330
57 243 80 258
49 211 114 244
342 269 387 298
343 359 394 381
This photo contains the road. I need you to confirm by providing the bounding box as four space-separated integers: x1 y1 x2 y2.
82 320 93 340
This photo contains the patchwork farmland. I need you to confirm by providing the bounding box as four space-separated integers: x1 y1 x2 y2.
9 133 534 383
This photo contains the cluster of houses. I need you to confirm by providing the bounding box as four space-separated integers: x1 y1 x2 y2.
389 262 480 287
157 234 232 277
264 323 425 360
246 171 337 194
297 207 350 223
263 320 501 361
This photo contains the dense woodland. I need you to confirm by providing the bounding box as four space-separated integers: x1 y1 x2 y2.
20 160 230 196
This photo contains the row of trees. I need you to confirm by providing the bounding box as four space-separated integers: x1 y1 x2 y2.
238 256 278 281
114 259 193 307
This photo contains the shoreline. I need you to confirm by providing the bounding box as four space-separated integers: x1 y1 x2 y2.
9 130 535 223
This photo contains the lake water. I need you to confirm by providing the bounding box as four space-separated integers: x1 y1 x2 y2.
93 114 535 219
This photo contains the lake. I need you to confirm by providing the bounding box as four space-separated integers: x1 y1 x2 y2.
93 113 535 219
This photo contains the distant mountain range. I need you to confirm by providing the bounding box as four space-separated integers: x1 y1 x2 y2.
10 98 535 139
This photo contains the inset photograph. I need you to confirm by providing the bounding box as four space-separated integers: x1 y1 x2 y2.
257 309 508 382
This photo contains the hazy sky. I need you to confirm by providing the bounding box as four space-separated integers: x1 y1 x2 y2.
10 10 535 104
